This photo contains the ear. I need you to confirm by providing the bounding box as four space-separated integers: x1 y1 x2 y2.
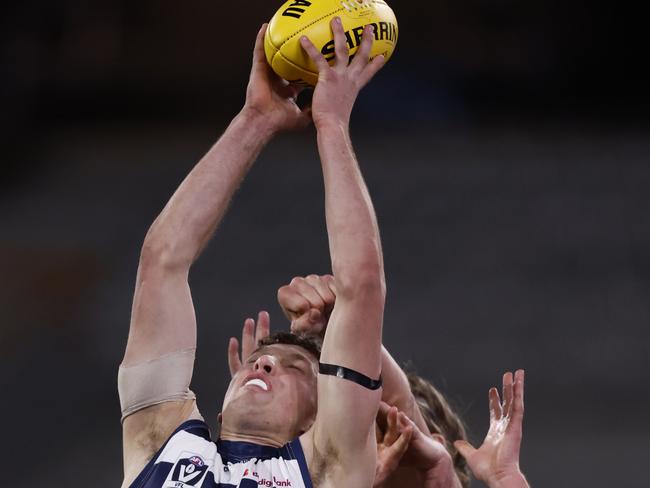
217 413 223 424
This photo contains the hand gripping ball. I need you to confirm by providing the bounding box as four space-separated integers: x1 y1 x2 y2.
264 0 398 86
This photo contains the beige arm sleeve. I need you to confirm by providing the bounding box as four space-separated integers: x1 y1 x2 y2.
118 348 198 422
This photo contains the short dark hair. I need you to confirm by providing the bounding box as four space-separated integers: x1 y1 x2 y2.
407 372 471 488
258 331 322 360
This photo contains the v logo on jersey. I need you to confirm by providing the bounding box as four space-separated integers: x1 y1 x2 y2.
170 457 208 486
178 465 202 483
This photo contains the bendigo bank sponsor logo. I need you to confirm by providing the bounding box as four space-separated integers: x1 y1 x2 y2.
257 476 293 487
245 469 293 487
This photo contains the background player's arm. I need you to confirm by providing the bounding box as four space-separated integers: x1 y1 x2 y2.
120 24 310 485
298 20 387 486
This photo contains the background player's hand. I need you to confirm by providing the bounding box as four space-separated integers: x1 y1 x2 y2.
397 414 460 488
227 311 271 376
300 18 385 128
454 370 528 488
374 402 413 488
277 274 336 336
243 24 312 133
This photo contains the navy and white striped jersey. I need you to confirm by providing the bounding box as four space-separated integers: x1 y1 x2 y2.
129 420 313 488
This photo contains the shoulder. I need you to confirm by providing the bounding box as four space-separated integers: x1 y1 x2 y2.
299 428 375 488
122 401 204 488
299 432 333 488
299 429 344 487
123 418 214 488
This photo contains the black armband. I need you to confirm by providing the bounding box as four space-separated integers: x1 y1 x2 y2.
318 362 383 391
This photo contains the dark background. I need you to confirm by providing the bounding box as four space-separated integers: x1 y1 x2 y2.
1 1 648 486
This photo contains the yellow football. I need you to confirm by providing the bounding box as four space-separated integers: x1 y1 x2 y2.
264 0 398 86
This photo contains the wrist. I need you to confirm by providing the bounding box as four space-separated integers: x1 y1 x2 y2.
314 116 350 134
486 469 529 488
238 106 280 140
422 455 461 488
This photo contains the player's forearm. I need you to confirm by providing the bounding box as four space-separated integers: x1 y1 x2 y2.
141 109 275 270
316 120 385 296
315 120 384 385
380 346 430 434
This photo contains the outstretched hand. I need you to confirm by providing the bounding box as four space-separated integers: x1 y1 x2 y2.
454 370 528 488
300 17 385 128
400 414 461 488
243 24 312 133
227 311 271 376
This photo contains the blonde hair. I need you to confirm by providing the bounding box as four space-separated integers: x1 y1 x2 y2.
407 372 470 488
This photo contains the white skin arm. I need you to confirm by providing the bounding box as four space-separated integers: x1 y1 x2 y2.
120 24 310 485
297 18 387 486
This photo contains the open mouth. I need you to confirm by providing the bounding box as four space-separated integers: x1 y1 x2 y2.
244 378 269 391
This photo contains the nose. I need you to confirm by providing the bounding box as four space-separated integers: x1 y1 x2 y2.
253 354 275 374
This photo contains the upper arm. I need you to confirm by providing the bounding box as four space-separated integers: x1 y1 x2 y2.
122 257 196 365
305 283 385 481
120 254 201 481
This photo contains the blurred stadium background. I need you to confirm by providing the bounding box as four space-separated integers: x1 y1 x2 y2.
1 1 648 486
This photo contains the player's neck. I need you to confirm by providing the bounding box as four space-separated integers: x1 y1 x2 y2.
219 427 287 448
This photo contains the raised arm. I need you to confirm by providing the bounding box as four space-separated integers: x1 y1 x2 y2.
119 24 310 485
122 24 309 366
298 19 387 486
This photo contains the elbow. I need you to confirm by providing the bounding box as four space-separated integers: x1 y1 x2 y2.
334 262 386 301
138 230 192 274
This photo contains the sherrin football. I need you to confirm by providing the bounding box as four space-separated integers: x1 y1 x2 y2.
264 0 398 86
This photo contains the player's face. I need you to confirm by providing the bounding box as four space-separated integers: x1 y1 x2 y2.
221 344 318 439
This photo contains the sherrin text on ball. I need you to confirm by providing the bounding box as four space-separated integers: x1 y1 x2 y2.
264 0 398 86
